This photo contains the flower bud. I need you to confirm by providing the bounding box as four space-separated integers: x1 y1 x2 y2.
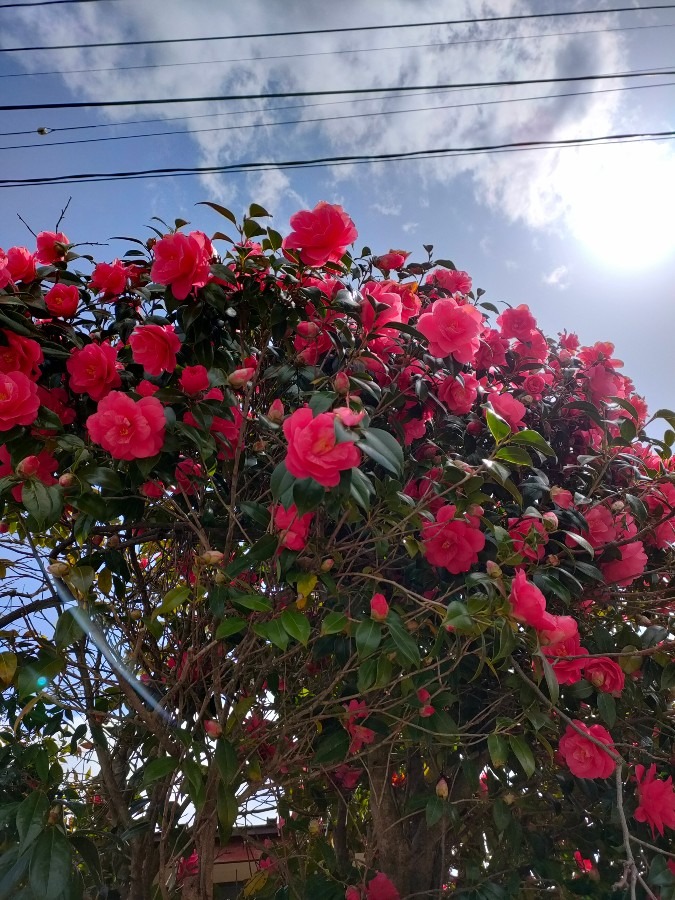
267 399 284 424
611 500 625 512
199 550 224 566
486 560 502 579
467 419 482 436
228 367 256 389
546 554 560 567
320 558 334 572
370 592 389 622
16 456 40 478
252 440 267 453
333 372 350 395
58 473 76 488
542 511 558 532
435 776 449 800
203 719 222 738
47 561 70 577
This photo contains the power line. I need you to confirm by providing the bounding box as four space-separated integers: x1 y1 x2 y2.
3 80 675 153
0 0 119 6
2 68 674 112
2 20 673 81
2 4 674 53
3 129 674 188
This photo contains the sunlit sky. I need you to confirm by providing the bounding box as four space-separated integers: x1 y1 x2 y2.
1 0 675 413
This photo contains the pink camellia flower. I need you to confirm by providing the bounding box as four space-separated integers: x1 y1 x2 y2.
176 850 199 883
508 516 548 562
282 201 358 267
374 250 410 271
559 720 616 779
417 298 484 364
416 687 435 717
645 481 675 549
426 268 472 295
496 304 538 341
421 503 485 574
584 657 625 695
283 407 361 488
508 570 551 631
0 446 57 500
140 479 164 499
228 367 256 389
574 851 594 873
437 372 479 415
273 504 314 551
345 699 375 755
136 380 159 397
0 331 43 380
151 231 213 300
489 393 526 431
0 371 40 431
174 458 203 495
600 541 647 587
475 328 508 370
129 324 181 376
35 230 69 265
361 281 403 335
550 486 574 509
634 764 675 836
0 250 10 291
543 633 588 685
366 872 400 900
345 887 362 900
67 342 121 401
267 399 285 423
203 719 223 738
179 365 210 395
538 615 578 647
37 385 75 426
45 283 79 318
7 247 37 284
90 259 128 296
370 593 389 622
86 391 166 460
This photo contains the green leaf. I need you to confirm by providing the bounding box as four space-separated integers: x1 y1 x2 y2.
538 653 560 706
313 729 349 765
16 791 48 849
563 531 595 557
661 664 675 691
197 200 237 225
597 692 617 728
215 738 239 786
53 609 85 649
508 734 536 778
510 429 555 456
357 428 404 477
487 733 509 769
485 407 511 443
482 459 523 505
141 756 177 787
270 461 295 502
357 658 377 693
443 601 474 634
567 401 606 430
292 478 325 515
154 585 190 617
230 593 272 612
355 619 382 658
348 467 375 510
0 651 17 685
253 619 289 651
69 834 102 885
29 827 72 900
426 795 445 827
387 616 421 669
493 798 512 833
215 618 247 639
321 612 348 635
217 784 238 839
248 203 270 218
21 481 63 528
280 608 311 646
494 446 533 467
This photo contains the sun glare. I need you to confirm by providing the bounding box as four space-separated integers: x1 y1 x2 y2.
565 143 675 270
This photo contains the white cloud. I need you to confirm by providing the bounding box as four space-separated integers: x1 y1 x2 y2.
371 202 402 216
2 0 651 227
402 221 419 234
542 264 569 289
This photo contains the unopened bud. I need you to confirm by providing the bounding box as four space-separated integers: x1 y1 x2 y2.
203 719 223 738
486 560 502 579
467 420 482 436
503 792 517 806
47 561 70 577
267 399 284 424
16 456 40 478
214 571 227 584
546 554 560 567
521 394 533 404
252 440 267 453
611 500 625 512
228 367 256 389
199 550 224 566
436 776 449 800
320 558 334 572
542 511 558 532
334 372 350 395
47 805 61 825
58 473 76 488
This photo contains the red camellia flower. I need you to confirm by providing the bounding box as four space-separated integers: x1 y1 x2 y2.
86 391 166 460
370 593 389 622
283 407 361 488
67 342 121 401
489 393 526 431
282 202 358 267
6 247 37 284
273 504 314 551
437 372 479 415
496 303 538 341
508 569 550 630
180 365 210 394
426 267 472 295
417 298 484 364
0 250 10 291
151 231 213 300
421 503 485 574
366 872 400 900
600 540 647 587
543 632 588 685
508 516 548 561
374 250 410 271
0 330 43 380
129 324 181 376
584 657 625 695
634 764 675 836
0 446 57 500
0 371 40 431
90 259 129 296
35 230 69 265
45 283 79 318
538 615 578 647
559 720 616 779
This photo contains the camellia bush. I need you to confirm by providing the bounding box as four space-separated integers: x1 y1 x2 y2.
0 200 673 900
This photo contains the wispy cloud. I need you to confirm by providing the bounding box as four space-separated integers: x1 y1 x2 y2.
543 264 569 289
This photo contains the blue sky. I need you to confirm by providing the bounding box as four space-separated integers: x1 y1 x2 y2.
2 0 675 414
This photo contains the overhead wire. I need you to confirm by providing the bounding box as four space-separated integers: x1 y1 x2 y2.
2 20 674 81
2 67 675 112
3 129 674 188
2 4 675 53
0 0 120 6
3 80 675 153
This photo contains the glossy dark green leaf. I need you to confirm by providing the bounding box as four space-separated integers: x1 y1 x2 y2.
280 608 311 646
356 428 404 477
355 619 382 658
508 734 536 778
16 791 48 849
29 828 72 900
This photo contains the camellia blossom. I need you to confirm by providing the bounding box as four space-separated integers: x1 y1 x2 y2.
45 283 79 318
35 230 69 265
437 372 479 415
417 298 484 364
179 364 210 395
634 764 675 836
489 393 526 431
542 632 588 685
129 324 181 376
282 201 358 267
151 231 213 300
67 342 121 401
6 247 37 284
366 872 401 900
370 593 389 622
508 570 550 631
283 407 361 488
0 371 40 431
421 503 485 574
558 720 616 779
496 304 538 341
90 259 128 296
86 391 166 460
583 657 625 695
426 267 472 295
600 540 647 587
273 504 314 551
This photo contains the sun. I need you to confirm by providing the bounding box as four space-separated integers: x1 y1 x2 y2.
564 142 675 269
